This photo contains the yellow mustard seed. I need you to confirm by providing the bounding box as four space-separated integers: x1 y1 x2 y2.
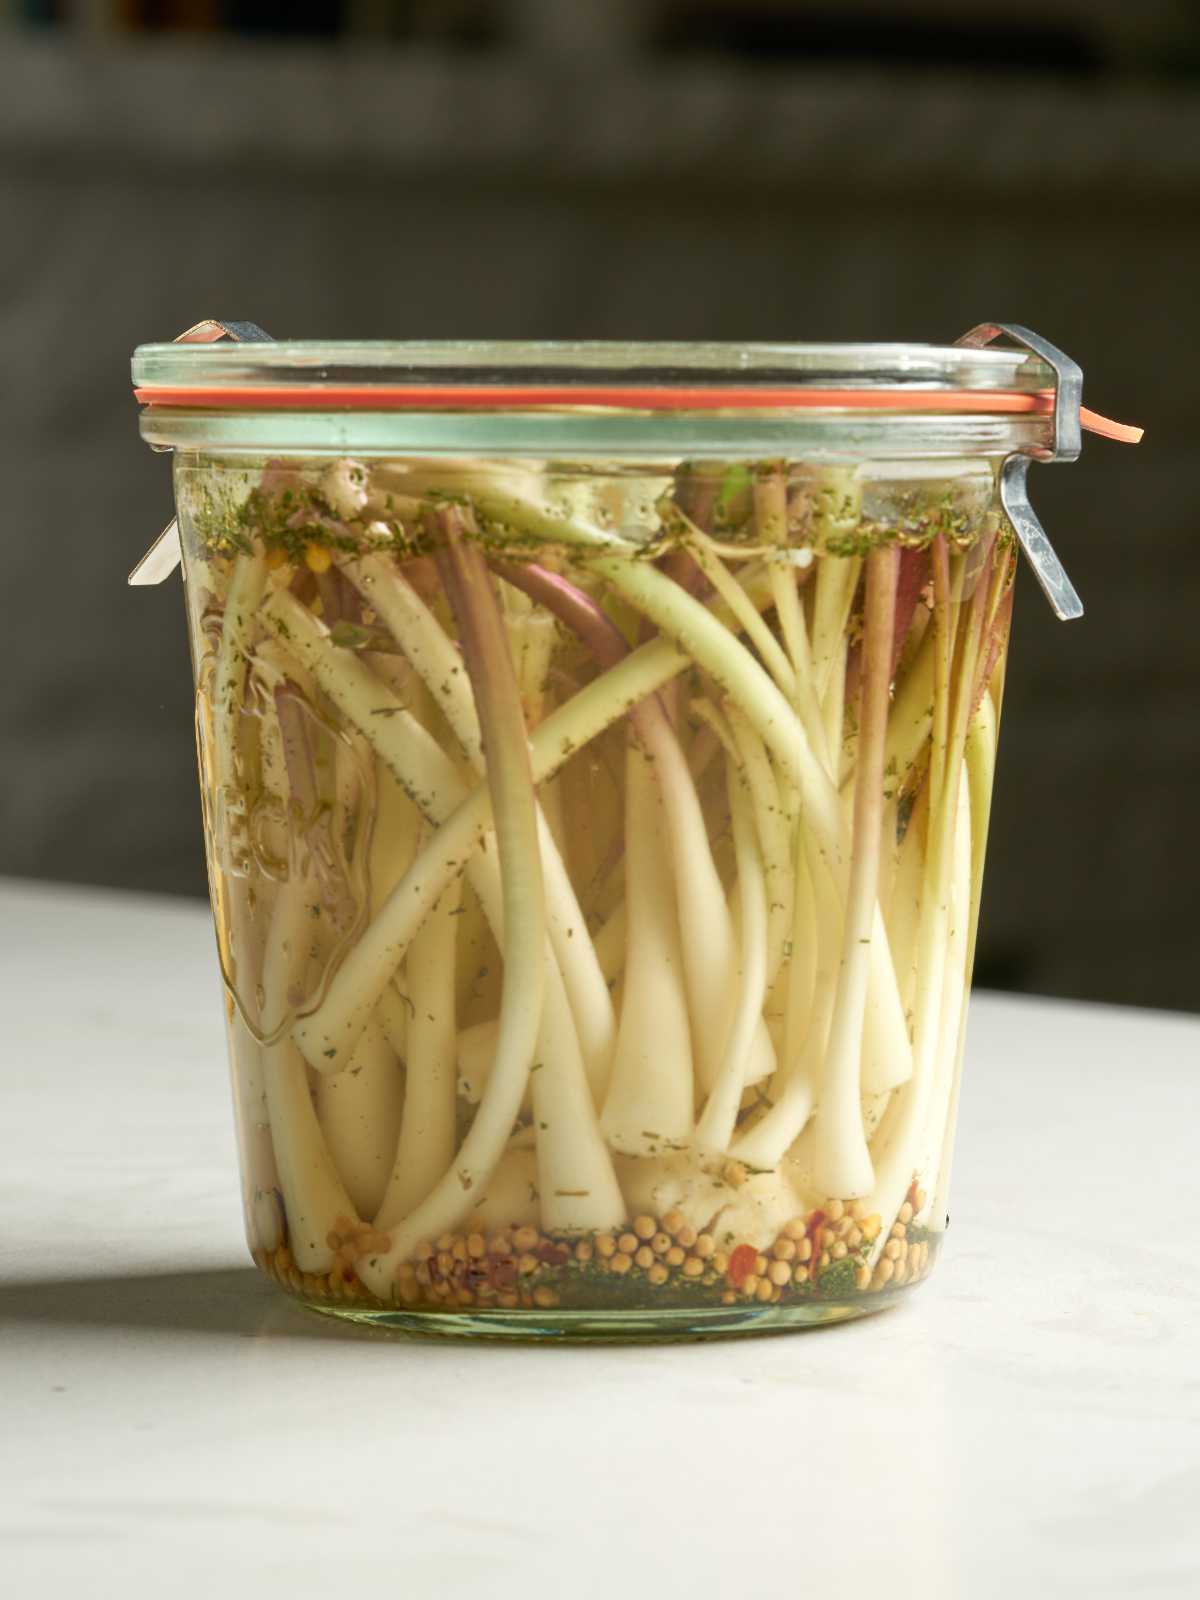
610 1252 633 1276
595 1234 616 1258
633 1215 657 1241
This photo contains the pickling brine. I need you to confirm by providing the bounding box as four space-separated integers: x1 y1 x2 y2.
176 450 1005 1330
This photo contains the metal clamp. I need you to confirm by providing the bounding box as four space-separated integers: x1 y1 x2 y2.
955 322 1084 621
128 320 272 587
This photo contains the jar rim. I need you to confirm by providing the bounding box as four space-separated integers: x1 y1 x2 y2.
133 338 1053 408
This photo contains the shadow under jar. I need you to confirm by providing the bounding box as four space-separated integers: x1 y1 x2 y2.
132 339 1081 1340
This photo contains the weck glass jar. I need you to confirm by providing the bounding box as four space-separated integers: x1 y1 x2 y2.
131 335 1137 1338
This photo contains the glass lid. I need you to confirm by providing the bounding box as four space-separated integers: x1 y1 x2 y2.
133 339 1059 412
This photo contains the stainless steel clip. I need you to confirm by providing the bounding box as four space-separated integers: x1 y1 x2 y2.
955 322 1084 621
128 320 272 587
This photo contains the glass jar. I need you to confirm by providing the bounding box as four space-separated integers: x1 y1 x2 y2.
131 338 1111 1339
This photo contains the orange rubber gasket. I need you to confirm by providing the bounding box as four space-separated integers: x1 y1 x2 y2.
132 384 1142 443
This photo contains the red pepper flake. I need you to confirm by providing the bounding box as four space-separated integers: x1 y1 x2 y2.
488 1260 517 1291
536 1242 569 1267
726 1244 758 1289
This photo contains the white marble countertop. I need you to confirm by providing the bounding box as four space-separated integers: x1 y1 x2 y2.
2 877 1198 1597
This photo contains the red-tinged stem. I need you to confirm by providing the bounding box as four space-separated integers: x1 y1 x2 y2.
314 566 363 628
399 555 442 606
891 547 931 680
657 547 708 599
362 505 546 1261
288 567 317 606
929 536 954 814
847 543 930 718
491 561 627 670
972 578 1014 719
675 469 721 532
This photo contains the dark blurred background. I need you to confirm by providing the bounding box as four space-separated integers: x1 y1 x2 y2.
1 0 1197 1011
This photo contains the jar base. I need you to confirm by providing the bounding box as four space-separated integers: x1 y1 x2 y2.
303 1295 910 1342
